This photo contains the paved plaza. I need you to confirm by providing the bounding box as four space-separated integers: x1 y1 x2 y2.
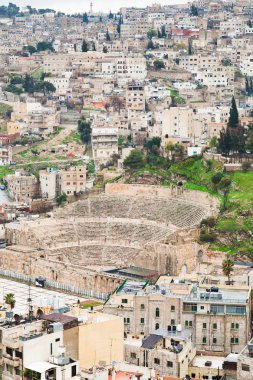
0 277 86 315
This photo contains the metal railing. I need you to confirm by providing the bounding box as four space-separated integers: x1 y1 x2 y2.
0 268 108 300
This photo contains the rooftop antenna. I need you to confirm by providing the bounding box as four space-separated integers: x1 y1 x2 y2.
27 255 33 320
90 2 93 14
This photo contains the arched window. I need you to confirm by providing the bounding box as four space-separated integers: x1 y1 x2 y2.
155 323 159 330
155 307 160 317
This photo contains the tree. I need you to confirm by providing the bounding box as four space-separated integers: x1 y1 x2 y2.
117 22 121 34
123 149 145 170
242 161 251 172
157 29 162 38
147 30 157 40
209 136 218 149
26 45 37 55
111 95 124 112
221 58 232 66
56 193 67 205
246 126 253 153
190 4 198 16
92 41 96 51
218 127 232 155
37 41 54 52
245 76 250 95
83 12 89 23
188 40 193 55
228 96 239 129
108 10 114 19
106 29 110 41
161 25 166 38
4 293 15 309
82 40 88 52
222 257 234 283
147 40 155 50
153 60 165 71
144 137 161 155
78 118 91 144
103 46 108 53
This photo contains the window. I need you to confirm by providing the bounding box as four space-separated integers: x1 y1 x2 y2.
242 364 250 371
122 299 128 304
71 365 77 377
231 323 239 329
185 321 189 327
210 305 224 314
124 318 130 324
167 361 173 368
171 319 175 325
213 337 217 344
203 323 207 329
155 323 159 330
6 347 13 356
130 352 136 359
154 358 160 365
213 323 217 330
226 306 246 315
202 337 207 344
55 338 60 342
140 318 145 324
231 337 239 344
171 305 175 311
140 304 145 310
155 308 160 318
15 351 22 359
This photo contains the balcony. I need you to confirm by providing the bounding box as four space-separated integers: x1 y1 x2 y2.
2 337 20 349
3 354 20 367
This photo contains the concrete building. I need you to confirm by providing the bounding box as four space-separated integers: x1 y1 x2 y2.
237 339 253 380
4 171 40 202
92 125 118 161
104 275 251 355
57 166 87 196
124 328 196 378
39 168 58 200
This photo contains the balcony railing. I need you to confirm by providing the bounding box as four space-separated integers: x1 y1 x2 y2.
3 354 20 367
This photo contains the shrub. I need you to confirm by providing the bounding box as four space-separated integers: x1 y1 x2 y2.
242 161 251 172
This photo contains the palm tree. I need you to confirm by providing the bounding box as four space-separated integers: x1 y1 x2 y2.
4 293 16 309
222 257 234 284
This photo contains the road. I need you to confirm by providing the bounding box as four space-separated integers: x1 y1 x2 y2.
0 190 12 205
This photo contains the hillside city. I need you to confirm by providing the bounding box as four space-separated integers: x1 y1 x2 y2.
0 1 252 380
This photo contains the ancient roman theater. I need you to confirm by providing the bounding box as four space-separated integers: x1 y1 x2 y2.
2 184 219 295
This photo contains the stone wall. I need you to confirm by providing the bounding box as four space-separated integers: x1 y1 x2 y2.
105 183 219 215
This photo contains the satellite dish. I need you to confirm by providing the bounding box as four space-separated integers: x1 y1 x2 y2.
37 308 43 319
14 314 20 325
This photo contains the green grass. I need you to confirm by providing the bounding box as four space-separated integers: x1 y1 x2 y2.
31 69 44 80
229 172 253 207
0 166 14 182
0 103 12 114
80 301 102 309
62 131 82 145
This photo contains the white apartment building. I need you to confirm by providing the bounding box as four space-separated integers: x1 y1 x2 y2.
240 55 253 76
162 107 194 143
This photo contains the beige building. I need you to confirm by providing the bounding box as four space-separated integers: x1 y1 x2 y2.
4 171 40 202
57 166 87 196
92 125 118 161
124 328 196 378
162 107 194 145
237 339 253 380
77 310 124 369
104 276 251 355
